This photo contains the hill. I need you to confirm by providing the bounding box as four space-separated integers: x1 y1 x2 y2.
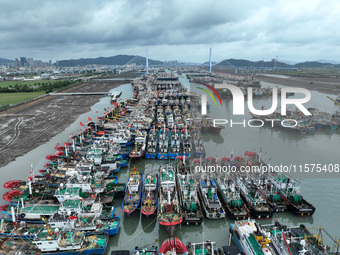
0 58 14 65
216 58 290 68
216 58 339 68
57 54 163 67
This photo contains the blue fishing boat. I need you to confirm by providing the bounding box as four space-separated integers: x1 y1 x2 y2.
119 146 131 158
145 129 158 159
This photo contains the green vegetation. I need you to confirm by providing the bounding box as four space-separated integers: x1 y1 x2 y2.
0 79 80 93
0 92 45 108
0 79 83 109
0 79 54 87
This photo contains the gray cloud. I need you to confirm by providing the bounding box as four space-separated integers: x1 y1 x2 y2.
0 0 340 63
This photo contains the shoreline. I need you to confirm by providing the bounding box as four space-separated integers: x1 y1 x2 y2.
0 79 133 168
256 74 340 95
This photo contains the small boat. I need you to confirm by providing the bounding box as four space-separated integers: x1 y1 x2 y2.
159 238 188 255
141 172 159 217
122 168 143 216
198 178 226 219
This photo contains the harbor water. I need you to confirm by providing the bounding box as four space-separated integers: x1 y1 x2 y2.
0 75 340 253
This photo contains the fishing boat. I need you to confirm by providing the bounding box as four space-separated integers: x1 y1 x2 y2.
0 220 41 240
158 165 182 236
230 219 270 255
134 245 158 255
236 175 273 219
31 228 108 254
256 175 289 212
159 238 188 255
145 129 158 159
215 177 248 220
198 178 225 219
129 131 147 159
231 219 336 255
48 206 120 236
157 129 169 159
181 127 191 158
269 174 315 216
3 203 60 223
176 155 190 174
186 241 216 255
122 168 143 216
118 146 132 158
169 130 181 159
141 171 159 217
177 173 203 225
192 131 205 157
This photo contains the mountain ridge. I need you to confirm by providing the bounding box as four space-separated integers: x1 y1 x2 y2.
56 54 163 67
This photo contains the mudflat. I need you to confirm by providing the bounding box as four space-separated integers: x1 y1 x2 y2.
0 79 130 168
256 74 340 95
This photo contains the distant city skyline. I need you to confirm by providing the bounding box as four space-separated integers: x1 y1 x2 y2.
1 0 340 63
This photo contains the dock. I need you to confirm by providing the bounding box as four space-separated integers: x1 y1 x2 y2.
49 90 122 97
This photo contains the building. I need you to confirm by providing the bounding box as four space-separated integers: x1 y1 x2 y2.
34 60 43 68
26 58 34 68
15 58 20 69
271 58 277 68
20 57 27 67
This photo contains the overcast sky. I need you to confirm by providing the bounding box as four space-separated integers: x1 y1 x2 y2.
1 0 339 63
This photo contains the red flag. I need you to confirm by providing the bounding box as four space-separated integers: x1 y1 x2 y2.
88 117 92 121
80 122 84 127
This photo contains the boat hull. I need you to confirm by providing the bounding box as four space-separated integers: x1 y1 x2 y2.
145 152 156 159
157 153 168 159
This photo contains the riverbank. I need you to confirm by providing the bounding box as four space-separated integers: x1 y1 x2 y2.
256 74 340 95
0 79 132 168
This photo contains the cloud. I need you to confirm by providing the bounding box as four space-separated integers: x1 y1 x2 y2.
0 0 340 63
